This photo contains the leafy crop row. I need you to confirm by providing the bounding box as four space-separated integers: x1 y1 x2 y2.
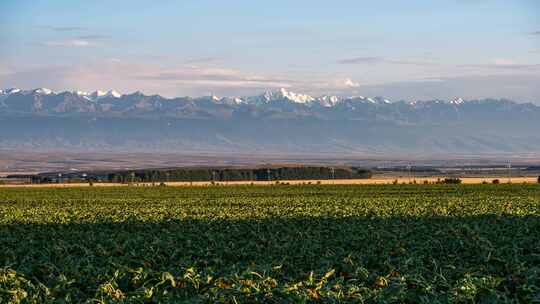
0 184 539 303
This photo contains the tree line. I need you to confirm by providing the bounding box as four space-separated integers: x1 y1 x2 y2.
107 167 372 183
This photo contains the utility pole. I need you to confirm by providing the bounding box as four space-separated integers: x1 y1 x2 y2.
507 162 512 184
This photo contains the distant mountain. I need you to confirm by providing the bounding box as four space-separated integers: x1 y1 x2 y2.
1 87 538 122
1 87 539 156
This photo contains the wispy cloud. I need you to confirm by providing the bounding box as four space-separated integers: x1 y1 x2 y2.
337 56 436 66
43 26 85 32
387 59 437 66
184 57 222 64
39 34 108 48
459 58 540 70
75 34 110 40
3 60 540 102
487 64 540 70
0 60 298 96
38 25 109 47
337 57 383 64
136 67 294 88
40 39 98 48
493 58 516 66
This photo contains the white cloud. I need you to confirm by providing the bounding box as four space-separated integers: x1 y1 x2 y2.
343 78 360 88
0 60 296 97
135 65 295 89
6 57 538 101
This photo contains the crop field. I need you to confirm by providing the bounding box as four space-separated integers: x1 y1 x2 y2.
1 185 539 303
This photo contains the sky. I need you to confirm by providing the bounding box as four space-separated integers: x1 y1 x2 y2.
1 0 539 102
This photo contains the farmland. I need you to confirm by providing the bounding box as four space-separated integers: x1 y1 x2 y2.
1 184 539 303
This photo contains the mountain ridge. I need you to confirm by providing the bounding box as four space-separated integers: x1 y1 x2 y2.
1 87 539 155
1 87 538 123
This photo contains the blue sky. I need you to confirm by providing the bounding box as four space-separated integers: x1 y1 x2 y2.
1 0 539 101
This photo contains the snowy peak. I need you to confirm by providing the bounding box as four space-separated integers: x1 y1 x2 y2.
88 90 122 100
72 90 92 101
105 90 122 98
34 88 54 95
4 88 21 94
450 97 464 105
263 88 315 103
360 96 390 104
73 90 89 96
318 95 342 107
231 97 243 104
218 96 244 105
375 97 391 104
90 90 107 99
196 95 224 103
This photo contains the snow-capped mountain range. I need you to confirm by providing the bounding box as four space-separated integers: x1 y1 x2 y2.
1 87 539 155
1 86 536 111
0 87 364 106
0 87 485 106
72 89 123 100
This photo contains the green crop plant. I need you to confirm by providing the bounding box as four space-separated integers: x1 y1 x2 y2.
0 184 539 303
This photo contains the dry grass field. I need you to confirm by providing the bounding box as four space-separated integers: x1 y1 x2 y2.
1 176 537 188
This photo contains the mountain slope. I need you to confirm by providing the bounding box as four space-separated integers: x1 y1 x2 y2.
0 87 539 155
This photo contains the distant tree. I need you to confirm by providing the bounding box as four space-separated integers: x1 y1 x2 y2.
537 176 540 184
128 172 135 184
443 178 462 184
492 179 500 184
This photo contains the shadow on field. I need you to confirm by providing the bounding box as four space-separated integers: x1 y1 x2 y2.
2 215 539 282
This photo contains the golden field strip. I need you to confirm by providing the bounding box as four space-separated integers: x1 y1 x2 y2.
1 176 537 187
